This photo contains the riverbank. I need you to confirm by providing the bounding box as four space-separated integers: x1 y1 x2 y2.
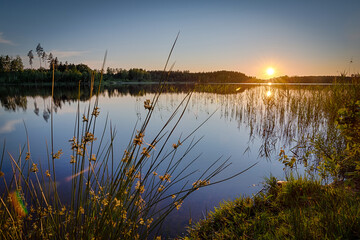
183 176 360 239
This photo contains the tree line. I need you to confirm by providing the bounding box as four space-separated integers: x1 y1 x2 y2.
104 68 258 83
0 43 96 84
2 43 350 84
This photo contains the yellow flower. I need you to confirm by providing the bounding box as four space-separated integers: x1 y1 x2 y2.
157 185 165 193
92 107 100 117
79 207 84 214
141 147 150 158
84 132 96 143
133 132 144 146
144 99 153 110
174 200 183 210
192 179 210 190
45 170 51 177
70 155 76 164
53 149 63 159
31 163 38 173
159 173 171 182
25 152 30 161
82 114 88 122
173 140 182 149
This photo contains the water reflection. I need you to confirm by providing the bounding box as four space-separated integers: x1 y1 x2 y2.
0 83 342 237
0 84 337 157
0 119 22 134
266 89 272 97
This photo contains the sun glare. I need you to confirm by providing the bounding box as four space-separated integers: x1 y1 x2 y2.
266 67 275 76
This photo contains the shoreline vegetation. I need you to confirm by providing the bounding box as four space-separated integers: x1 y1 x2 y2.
1 46 360 238
183 78 360 239
0 41 259 239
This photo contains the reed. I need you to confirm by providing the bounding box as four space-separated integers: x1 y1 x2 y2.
184 175 360 239
0 37 254 239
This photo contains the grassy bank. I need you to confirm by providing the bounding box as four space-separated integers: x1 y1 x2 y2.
184 176 360 239
184 78 360 239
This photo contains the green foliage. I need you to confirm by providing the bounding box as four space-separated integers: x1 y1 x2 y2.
185 177 360 239
0 55 23 72
278 78 360 188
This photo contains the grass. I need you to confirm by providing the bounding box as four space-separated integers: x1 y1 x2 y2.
0 36 255 239
184 176 360 240
183 77 360 239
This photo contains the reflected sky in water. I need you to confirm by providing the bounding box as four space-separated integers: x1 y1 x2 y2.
1 84 331 237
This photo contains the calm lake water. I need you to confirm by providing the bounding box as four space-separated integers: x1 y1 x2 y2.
0 83 331 237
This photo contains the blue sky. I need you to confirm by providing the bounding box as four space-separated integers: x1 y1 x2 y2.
1 0 359 78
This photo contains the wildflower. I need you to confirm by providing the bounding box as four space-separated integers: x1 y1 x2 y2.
90 154 96 161
114 198 122 208
134 196 145 210
146 218 153 228
152 171 158 176
69 137 78 150
141 147 150 158
122 210 127 219
157 185 165 193
92 107 100 117
171 194 176 199
53 149 63 159
192 179 210 190
139 218 145 225
279 149 285 156
0 171 4 177
25 152 31 161
79 207 84 214
133 132 144 146
101 198 109 206
126 165 136 177
144 99 153 110
45 170 51 177
70 155 76 164
135 181 145 194
59 206 66 215
82 114 88 122
77 148 84 156
122 150 131 163
159 173 171 182
84 132 96 143
172 140 182 149
174 200 183 210
31 163 38 173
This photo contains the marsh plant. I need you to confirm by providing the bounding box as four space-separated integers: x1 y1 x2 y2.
0 41 252 239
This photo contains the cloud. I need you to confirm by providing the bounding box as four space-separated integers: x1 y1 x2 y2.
0 119 22 134
49 50 88 58
0 32 15 46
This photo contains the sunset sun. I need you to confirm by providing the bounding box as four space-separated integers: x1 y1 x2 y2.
266 67 275 76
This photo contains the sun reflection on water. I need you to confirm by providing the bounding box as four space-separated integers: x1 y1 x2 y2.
266 90 272 97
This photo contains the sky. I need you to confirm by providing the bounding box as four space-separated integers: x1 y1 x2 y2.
0 0 360 78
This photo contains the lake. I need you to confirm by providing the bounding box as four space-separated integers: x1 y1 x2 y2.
0 83 335 237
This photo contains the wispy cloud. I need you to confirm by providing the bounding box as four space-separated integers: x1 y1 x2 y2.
0 119 22 134
0 32 15 46
49 50 88 58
